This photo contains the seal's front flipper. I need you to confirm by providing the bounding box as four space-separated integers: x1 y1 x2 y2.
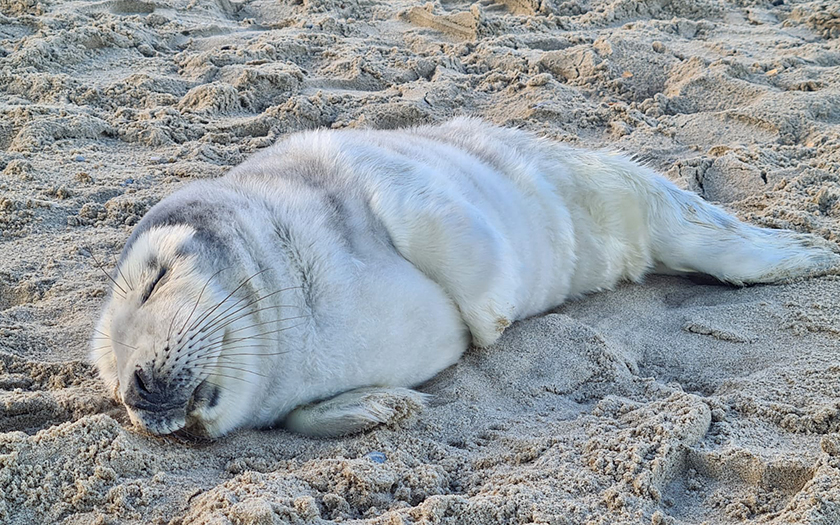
284 387 428 437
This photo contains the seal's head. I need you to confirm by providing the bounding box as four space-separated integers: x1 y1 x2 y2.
91 224 261 438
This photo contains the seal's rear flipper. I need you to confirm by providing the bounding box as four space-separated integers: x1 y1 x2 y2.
649 182 840 285
284 387 428 437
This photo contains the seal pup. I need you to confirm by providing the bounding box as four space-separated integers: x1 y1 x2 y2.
91 118 838 438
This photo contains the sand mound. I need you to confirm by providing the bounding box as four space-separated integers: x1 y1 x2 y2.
1 0 839 523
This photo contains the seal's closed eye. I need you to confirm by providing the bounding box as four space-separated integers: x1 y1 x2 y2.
141 267 167 304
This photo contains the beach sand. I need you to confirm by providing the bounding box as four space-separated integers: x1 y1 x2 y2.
1 0 839 523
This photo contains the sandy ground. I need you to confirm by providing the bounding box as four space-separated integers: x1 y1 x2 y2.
1 0 840 523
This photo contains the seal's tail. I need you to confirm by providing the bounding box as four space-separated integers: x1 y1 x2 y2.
645 173 838 285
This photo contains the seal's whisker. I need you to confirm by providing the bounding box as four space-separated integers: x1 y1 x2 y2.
103 285 126 299
186 292 253 337
212 304 305 330
92 328 137 350
191 357 265 371
89 340 117 353
91 350 117 365
188 317 307 352
202 378 239 395
88 249 127 296
204 371 258 385
216 320 310 347
223 315 308 337
184 343 277 364
217 351 292 358
184 269 273 336
111 252 135 291
191 352 291 367
194 284 304 334
184 323 309 365
195 310 311 346
167 300 192 343
183 310 288 354
190 338 275 354
194 287 304 339
219 334 281 344
181 319 308 362
221 335 281 344
176 266 233 341
193 362 269 378
225 318 311 337
191 343 276 359
222 321 310 344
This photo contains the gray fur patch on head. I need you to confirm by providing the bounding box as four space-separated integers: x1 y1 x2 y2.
119 184 239 269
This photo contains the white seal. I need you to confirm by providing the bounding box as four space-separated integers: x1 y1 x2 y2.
90 118 838 438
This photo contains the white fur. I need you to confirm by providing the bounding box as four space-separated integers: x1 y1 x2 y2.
91 118 839 438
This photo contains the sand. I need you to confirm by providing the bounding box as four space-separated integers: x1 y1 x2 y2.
0 0 839 523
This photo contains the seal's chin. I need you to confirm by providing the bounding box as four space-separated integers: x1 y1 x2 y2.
127 406 188 436
127 380 221 437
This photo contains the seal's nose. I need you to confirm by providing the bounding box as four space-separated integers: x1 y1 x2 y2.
124 366 171 410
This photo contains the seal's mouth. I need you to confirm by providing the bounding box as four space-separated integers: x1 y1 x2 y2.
126 379 221 437
127 406 188 436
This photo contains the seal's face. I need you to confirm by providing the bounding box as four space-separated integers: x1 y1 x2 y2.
91 225 259 438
